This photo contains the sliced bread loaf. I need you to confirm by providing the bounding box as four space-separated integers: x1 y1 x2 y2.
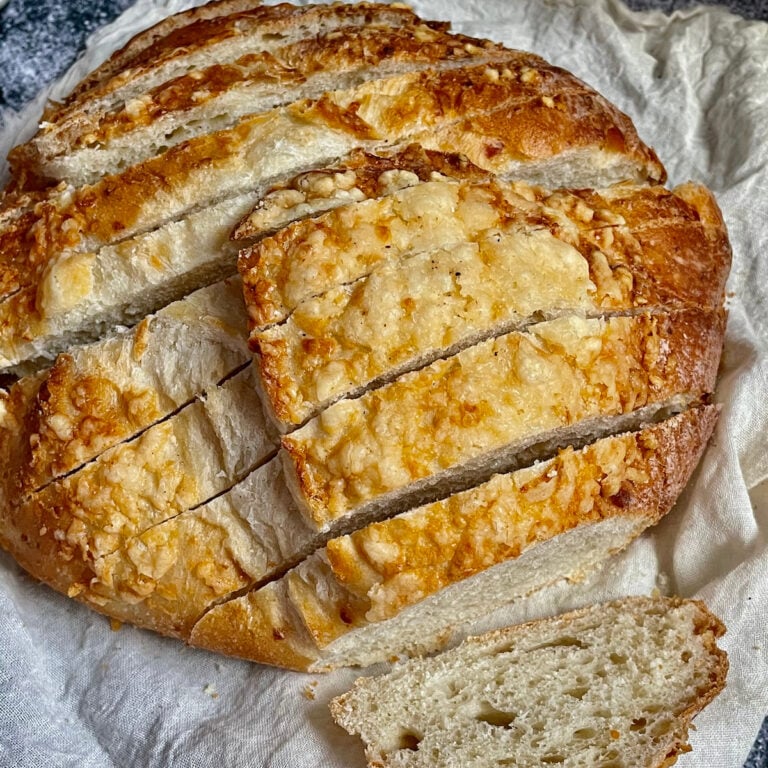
329 595 727 767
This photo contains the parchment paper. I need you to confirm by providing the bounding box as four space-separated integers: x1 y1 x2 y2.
0 1 766 765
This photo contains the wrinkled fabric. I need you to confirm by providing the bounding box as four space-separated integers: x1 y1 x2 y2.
0 1 766 766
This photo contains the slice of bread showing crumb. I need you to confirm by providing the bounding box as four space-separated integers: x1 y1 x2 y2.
329 595 727 768
189 405 719 672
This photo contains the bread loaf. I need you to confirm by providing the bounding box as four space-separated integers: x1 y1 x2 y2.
0 3 729 728
330 596 727 768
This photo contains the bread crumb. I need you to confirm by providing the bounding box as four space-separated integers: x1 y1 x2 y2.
303 680 318 700
203 683 219 699
110 618 122 631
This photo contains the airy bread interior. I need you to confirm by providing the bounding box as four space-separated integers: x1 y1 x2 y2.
330 596 727 768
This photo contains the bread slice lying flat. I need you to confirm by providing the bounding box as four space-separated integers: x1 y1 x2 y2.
189 406 719 671
330 596 727 768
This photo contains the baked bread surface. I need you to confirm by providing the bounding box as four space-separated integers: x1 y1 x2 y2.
0 8 731 739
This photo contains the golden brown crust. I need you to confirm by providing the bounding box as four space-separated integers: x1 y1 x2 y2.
64 0 270 102
51 3 425 121
281 309 725 527
188 582 316 671
293 406 720 646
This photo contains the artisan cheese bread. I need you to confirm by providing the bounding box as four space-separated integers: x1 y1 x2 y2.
0 3 730 726
330 596 727 768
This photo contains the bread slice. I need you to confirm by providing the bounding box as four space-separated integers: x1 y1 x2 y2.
0 278 250 503
245 179 729 429
27 26 508 187
238 176 726 331
280 309 724 530
61 0 271 102
189 406 719 671
0 191 258 374
0 365 276 601
67 456 315 638
230 145 495 243
329 596 727 768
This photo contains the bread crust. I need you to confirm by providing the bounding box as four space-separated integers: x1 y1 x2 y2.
189 407 719 669
1 366 276 602
64 0 270 101
32 26 505 167
281 309 724 528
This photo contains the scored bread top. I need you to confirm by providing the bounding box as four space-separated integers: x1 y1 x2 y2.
281 309 724 529
244 174 730 428
189 406 719 671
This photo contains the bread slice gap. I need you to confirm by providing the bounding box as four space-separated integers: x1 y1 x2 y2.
279 309 724 532
189 405 720 671
0 364 277 602
28 27 513 187
0 277 251 501
329 595 727 767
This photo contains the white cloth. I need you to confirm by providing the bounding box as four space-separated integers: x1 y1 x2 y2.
1 1 766 765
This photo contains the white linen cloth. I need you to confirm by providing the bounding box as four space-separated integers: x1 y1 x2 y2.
0 1 766 765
